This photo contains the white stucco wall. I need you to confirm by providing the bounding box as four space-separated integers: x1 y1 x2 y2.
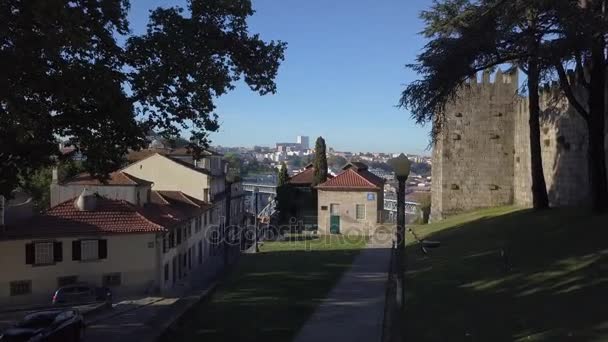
0 233 158 306
122 154 210 202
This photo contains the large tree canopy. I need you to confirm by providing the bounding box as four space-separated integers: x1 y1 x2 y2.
400 0 608 211
126 0 286 148
0 0 286 199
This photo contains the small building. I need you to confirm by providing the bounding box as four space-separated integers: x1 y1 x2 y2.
283 164 335 228
0 188 214 307
316 162 386 235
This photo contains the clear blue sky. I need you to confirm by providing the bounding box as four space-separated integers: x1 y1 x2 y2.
129 0 433 155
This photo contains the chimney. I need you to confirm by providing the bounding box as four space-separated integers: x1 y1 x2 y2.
75 188 97 211
51 167 59 184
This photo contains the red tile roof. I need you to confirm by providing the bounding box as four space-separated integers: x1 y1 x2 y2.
62 171 152 186
288 167 334 185
1 196 165 240
316 164 385 191
144 191 211 228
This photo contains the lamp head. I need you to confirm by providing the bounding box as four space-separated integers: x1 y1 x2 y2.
389 153 411 179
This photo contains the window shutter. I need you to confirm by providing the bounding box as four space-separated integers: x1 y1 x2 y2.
98 239 108 259
25 243 34 264
54 242 63 262
72 241 81 261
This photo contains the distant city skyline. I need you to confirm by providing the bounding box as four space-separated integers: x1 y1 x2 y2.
128 0 434 155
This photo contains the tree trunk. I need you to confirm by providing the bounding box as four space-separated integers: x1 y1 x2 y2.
528 59 550 209
587 38 608 213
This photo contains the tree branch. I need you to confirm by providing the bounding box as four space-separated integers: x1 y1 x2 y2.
554 61 589 122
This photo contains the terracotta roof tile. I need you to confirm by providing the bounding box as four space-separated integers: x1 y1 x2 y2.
144 191 212 228
1 196 165 240
62 171 152 186
316 166 384 191
288 167 334 185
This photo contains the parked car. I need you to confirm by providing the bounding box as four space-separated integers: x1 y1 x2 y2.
52 283 112 308
0 309 85 342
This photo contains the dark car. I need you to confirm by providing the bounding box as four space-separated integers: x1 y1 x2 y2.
52 283 112 308
0 309 85 342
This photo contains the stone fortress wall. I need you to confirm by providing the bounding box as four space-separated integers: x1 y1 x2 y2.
431 68 607 221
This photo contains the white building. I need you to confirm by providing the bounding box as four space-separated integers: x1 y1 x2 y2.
0 188 215 306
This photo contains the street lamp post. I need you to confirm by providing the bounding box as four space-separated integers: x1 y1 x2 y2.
254 187 259 253
389 153 411 311
389 153 411 251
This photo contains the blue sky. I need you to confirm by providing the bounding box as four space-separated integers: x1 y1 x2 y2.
129 0 433 154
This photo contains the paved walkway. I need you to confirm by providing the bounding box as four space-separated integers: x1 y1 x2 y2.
293 233 393 342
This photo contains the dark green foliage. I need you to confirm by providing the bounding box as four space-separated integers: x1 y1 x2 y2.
411 162 432 177
21 160 85 212
224 153 243 178
286 154 313 169
277 162 289 187
328 155 348 170
312 137 328 186
126 0 287 157
1 0 145 199
0 0 286 199
276 162 291 223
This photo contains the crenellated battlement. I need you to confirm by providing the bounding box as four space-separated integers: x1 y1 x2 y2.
431 68 604 221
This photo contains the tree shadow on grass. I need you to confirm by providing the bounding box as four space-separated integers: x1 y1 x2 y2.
403 208 608 342
162 245 378 342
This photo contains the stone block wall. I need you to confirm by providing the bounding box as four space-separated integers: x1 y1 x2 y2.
430 70 519 221
433 69 608 220
513 88 591 207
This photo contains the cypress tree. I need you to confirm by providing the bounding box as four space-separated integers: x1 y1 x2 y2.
312 137 328 186
277 162 289 187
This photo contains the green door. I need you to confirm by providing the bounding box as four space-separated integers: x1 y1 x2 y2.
330 204 340 234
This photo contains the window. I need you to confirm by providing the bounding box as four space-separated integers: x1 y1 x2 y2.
164 264 169 282
172 257 178 284
177 228 182 245
163 236 168 253
81 240 99 261
26 241 62 265
102 273 121 287
168 231 175 248
10 280 32 296
203 212 208 226
57 276 78 287
35 242 54 265
195 216 202 233
330 204 340 215
356 204 366 220
72 240 106 261
198 240 203 265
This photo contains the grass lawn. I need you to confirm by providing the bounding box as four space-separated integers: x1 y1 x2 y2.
165 234 368 342
403 206 608 341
